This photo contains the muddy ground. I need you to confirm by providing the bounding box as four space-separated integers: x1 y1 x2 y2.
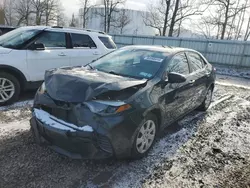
0 83 249 188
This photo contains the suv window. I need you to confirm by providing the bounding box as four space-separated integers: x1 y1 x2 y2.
35 31 66 48
167 53 190 75
71 33 96 48
188 52 205 72
98 36 116 49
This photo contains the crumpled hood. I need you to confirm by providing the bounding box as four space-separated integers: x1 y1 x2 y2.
0 47 12 54
45 67 147 103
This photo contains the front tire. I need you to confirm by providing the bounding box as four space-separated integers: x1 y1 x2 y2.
131 114 158 159
0 72 20 106
197 87 213 111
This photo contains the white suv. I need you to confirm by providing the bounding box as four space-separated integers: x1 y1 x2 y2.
0 26 117 105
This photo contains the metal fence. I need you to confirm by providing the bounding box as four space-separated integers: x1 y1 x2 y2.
111 34 250 68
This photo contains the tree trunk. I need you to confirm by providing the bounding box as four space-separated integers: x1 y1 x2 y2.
244 17 250 41
158 28 162 36
168 0 180 37
83 3 87 28
36 11 40 25
103 1 108 32
162 0 171 36
107 13 111 33
221 2 229 40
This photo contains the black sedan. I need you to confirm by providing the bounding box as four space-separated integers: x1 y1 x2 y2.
30 46 216 159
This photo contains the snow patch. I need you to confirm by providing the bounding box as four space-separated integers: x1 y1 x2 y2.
34 108 94 132
216 81 250 90
0 100 33 111
215 66 250 79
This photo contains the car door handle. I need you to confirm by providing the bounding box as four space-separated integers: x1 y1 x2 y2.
189 80 196 84
58 52 66 56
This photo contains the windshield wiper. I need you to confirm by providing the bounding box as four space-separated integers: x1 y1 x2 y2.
86 64 94 70
108 71 121 76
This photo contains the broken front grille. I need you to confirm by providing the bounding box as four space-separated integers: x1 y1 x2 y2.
41 105 78 125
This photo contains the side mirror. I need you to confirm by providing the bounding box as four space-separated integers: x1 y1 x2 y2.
29 43 45 51
168 72 186 83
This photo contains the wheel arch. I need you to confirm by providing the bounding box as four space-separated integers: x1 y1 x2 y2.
143 107 163 128
209 82 215 91
0 65 27 90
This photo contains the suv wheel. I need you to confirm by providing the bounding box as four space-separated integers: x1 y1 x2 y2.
0 72 20 105
131 114 158 159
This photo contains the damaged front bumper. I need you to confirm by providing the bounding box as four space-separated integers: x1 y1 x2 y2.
30 109 114 159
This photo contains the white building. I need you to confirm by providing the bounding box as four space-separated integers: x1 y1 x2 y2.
79 3 155 35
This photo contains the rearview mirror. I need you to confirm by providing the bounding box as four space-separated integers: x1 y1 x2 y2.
168 72 186 83
29 43 45 51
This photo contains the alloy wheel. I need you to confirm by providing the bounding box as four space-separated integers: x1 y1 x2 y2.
136 120 156 154
0 78 15 103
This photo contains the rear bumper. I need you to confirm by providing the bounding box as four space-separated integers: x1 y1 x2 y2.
30 115 113 159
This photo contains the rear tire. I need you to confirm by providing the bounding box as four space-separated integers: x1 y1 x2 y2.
0 72 20 106
131 114 158 159
197 87 213 111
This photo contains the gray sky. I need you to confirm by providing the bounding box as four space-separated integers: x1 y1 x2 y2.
61 0 150 17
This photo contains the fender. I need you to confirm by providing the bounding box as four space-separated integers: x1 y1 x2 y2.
0 65 28 88
143 104 164 128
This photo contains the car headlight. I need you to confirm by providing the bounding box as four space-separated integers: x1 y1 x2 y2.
38 82 46 94
84 100 131 115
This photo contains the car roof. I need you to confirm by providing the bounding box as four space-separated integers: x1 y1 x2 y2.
120 45 198 54
17 26 109 37
0 25 16 29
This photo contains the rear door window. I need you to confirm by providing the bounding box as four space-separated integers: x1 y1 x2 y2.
167 53 190 75
98 36 116 49
187 52 205 72
71 33 96 48
35 31 66 48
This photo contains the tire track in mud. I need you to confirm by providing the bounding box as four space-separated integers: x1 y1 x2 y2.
88 93 250 187
82 94 239 188
142 96 250 188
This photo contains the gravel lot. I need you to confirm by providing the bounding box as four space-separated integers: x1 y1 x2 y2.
0 80 250 188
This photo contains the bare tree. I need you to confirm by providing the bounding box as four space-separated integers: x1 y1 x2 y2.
144 0 206 37
168 0 180 37
31 0 46 25
244 16 250 41
169 0 205 37
234 0 249 39
195 19 215 39
196 0 250 40
79 0 94 28
212 0 249 39
43 0 60 26
0 1 5 25
112 8 131 34
56 3 66 27
14 0 33 26
162 0 172 36
69 13 76 27
142 3 164 36
95 0 126 33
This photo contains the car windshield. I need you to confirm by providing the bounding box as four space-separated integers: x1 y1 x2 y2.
90 48 167 79
0 28 41 49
